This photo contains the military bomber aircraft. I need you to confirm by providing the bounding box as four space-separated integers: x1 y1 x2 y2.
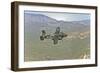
40 27 68 44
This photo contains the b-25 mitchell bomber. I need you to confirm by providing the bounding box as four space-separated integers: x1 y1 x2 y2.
40 27 68 44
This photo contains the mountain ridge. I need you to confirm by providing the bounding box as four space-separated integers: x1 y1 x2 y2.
24 13 90 33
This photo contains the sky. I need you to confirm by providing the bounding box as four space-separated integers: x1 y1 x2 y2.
25 10 90 21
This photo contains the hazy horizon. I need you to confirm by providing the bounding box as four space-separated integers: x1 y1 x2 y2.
24 10 90 22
